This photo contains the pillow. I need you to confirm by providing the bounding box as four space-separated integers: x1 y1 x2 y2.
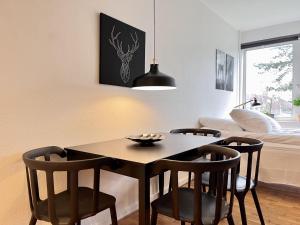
199 117 243 131
265 116 282 132
230 109 272 133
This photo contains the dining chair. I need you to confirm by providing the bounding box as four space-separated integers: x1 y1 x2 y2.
203 137 265 225
23 146 118 225
151 145 240 225
170 128 221 188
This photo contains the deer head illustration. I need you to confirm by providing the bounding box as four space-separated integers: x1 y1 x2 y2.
109 26 139 84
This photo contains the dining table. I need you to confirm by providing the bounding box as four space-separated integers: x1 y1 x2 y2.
65 133 221 225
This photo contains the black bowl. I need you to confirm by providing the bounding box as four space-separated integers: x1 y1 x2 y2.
126 134 165 146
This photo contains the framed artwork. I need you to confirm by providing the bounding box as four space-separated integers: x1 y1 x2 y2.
216 49 234 92
100 13 146 87
225 54 234 91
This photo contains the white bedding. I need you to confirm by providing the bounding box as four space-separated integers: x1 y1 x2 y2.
199 116 300 145
218 129 300 146
203 127 300 187
276 128 300 135
211 127 300 187
199 117 300 186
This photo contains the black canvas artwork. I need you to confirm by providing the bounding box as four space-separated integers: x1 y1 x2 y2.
216 49 234 92
100 13 145 87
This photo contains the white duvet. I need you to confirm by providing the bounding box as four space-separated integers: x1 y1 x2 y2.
205 128 300 187
218 128 300 146
199 117 300 146
199 117 300 186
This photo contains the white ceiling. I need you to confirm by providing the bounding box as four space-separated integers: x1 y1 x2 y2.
199 0 300 31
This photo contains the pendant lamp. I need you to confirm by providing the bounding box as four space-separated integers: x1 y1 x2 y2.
132 0 176 90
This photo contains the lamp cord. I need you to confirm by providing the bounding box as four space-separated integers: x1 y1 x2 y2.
153 0 156 64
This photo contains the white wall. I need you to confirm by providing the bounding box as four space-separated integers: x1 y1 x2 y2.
241 20 300 43
0 0 238 224
241 21 300 120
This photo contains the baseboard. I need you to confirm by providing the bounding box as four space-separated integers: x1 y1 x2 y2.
258 181 300 195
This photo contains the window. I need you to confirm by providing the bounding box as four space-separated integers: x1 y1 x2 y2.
244 44 294 118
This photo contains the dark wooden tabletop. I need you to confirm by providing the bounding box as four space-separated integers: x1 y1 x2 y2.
67 133 220 164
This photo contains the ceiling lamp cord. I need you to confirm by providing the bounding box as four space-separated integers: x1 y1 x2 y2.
153 0 156 64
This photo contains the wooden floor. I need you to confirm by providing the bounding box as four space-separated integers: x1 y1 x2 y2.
119 185 300 225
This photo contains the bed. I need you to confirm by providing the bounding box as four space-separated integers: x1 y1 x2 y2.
199 116 300 187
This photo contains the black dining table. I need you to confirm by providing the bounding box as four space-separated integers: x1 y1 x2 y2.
65 133 221 225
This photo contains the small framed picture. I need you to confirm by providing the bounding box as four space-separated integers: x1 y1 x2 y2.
216 49 234 92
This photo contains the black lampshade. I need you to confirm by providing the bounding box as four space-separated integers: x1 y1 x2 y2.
251 98 261 107
132 64 176 90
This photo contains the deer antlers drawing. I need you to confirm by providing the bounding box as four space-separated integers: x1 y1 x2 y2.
109 26 139 84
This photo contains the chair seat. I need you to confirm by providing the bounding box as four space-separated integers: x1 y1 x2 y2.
152 188 229 225
37 187 116 224
202 173 255 191
234 175 255 191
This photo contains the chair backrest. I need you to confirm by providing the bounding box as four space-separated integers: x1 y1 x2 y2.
23 146 111 224
170 128 221 137
152 145 240 225
215 136 263 190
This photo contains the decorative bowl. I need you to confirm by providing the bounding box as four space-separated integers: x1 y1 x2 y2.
126 133 165 145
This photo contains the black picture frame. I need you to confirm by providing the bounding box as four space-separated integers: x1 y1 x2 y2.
100 13 146 88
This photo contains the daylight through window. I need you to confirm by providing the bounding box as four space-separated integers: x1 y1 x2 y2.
245 44 293 118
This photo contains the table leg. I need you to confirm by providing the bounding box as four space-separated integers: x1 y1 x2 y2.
139 169 151 225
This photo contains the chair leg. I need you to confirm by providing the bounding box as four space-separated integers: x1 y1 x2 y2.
181 221 185 225
188 172 192 188
110 205 118 225
151 208 158 225
77 221 81 225
168 175 172 193
29 215 37 225
251 189 265 225
227 214 235 225
237 194 247 225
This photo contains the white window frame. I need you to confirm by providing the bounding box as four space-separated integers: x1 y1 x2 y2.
240 41 295 121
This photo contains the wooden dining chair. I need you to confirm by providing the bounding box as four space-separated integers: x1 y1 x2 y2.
151 145 240 225
170 128 221 188
23 146 118 225
203 137 265 225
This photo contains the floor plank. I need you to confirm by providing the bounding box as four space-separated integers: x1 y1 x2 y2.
119 185 300 225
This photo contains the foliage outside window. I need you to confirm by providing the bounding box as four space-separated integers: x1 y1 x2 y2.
293 98 300 107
